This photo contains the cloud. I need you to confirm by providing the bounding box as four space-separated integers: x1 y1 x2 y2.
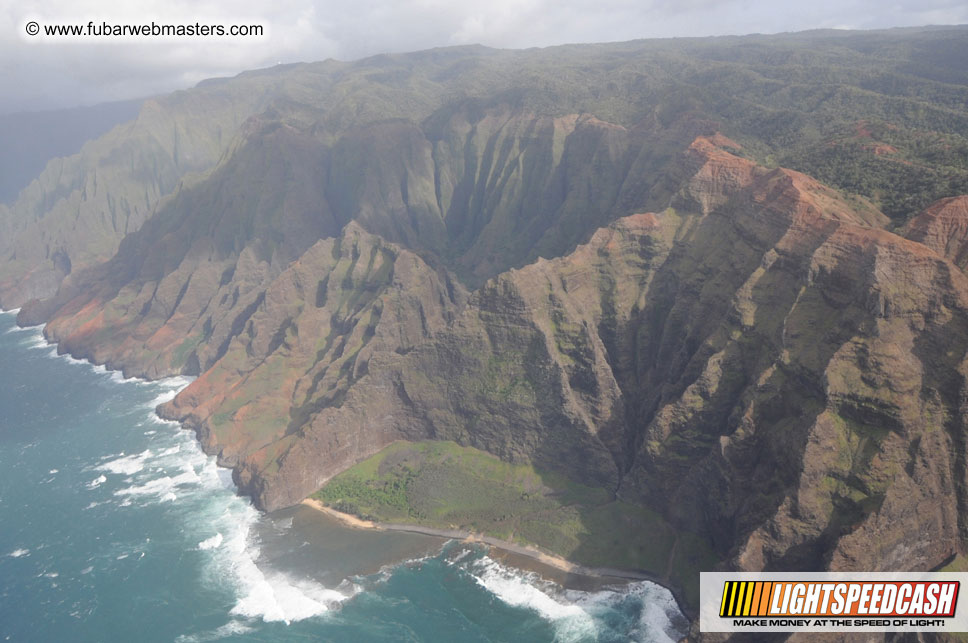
0 0 965 114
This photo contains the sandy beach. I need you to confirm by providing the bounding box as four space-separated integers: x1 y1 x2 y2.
302 498 380 529
299 498 688 611
301 498 639 578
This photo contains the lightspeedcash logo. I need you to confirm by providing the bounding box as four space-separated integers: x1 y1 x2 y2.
701 572 967 633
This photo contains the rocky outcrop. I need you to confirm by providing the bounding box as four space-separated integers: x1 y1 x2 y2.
903 196 968 271
159 222 466 507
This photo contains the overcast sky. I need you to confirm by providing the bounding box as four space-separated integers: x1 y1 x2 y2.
2 0 967 115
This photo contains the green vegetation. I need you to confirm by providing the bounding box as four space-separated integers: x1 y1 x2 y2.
778 119 968 222
314 440 716 607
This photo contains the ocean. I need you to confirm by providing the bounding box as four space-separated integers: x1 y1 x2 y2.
0 309 686 642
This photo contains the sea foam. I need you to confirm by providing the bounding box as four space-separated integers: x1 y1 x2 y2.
87 475 107 489
23 332 49 350
98 450 151 476
458 553 686 643
197 533 223 550
114 467 200 500
174 619 255 643
213 502 355 624
465 555 598 639
119 375 351 625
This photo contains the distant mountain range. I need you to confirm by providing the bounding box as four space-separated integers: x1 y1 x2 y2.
0 99 143 205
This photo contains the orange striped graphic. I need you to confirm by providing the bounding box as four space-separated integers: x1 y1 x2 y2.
721 582 775 616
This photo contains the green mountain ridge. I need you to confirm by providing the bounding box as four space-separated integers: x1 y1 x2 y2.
6 27 968 310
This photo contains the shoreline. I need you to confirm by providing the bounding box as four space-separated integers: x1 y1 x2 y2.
301 498 693 617
301 498 650 579
2 310 694 619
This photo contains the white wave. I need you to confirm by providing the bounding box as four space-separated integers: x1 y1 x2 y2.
50 349 135 383
23 332 49 350
80 566 94 575
198 533 223 550
98 450 151 476
141 376 194 409
191 499 353 624
623 583 687 642
81 370 340 628
159 375 195 390
146 414 181 428
146 390 179 408
212 621 255 638
0 307 21 315
7 548 29 558
459 554 687 642
114 467 200 500
101 369 147 384
48 469 58 474
447 547 474 565
466 556 597 639
42 572 58 578
153 445 182 458
229 565 349 624
215 468 235 490
5 323 43 335
175 619 255 643
87 474 107 489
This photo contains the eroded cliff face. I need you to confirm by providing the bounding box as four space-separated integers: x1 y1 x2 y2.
159 222 465 505
27 103 705 378
615 141 968 576
20 126 968 586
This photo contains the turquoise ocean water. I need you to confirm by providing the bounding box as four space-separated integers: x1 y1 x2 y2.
0 309 686 642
